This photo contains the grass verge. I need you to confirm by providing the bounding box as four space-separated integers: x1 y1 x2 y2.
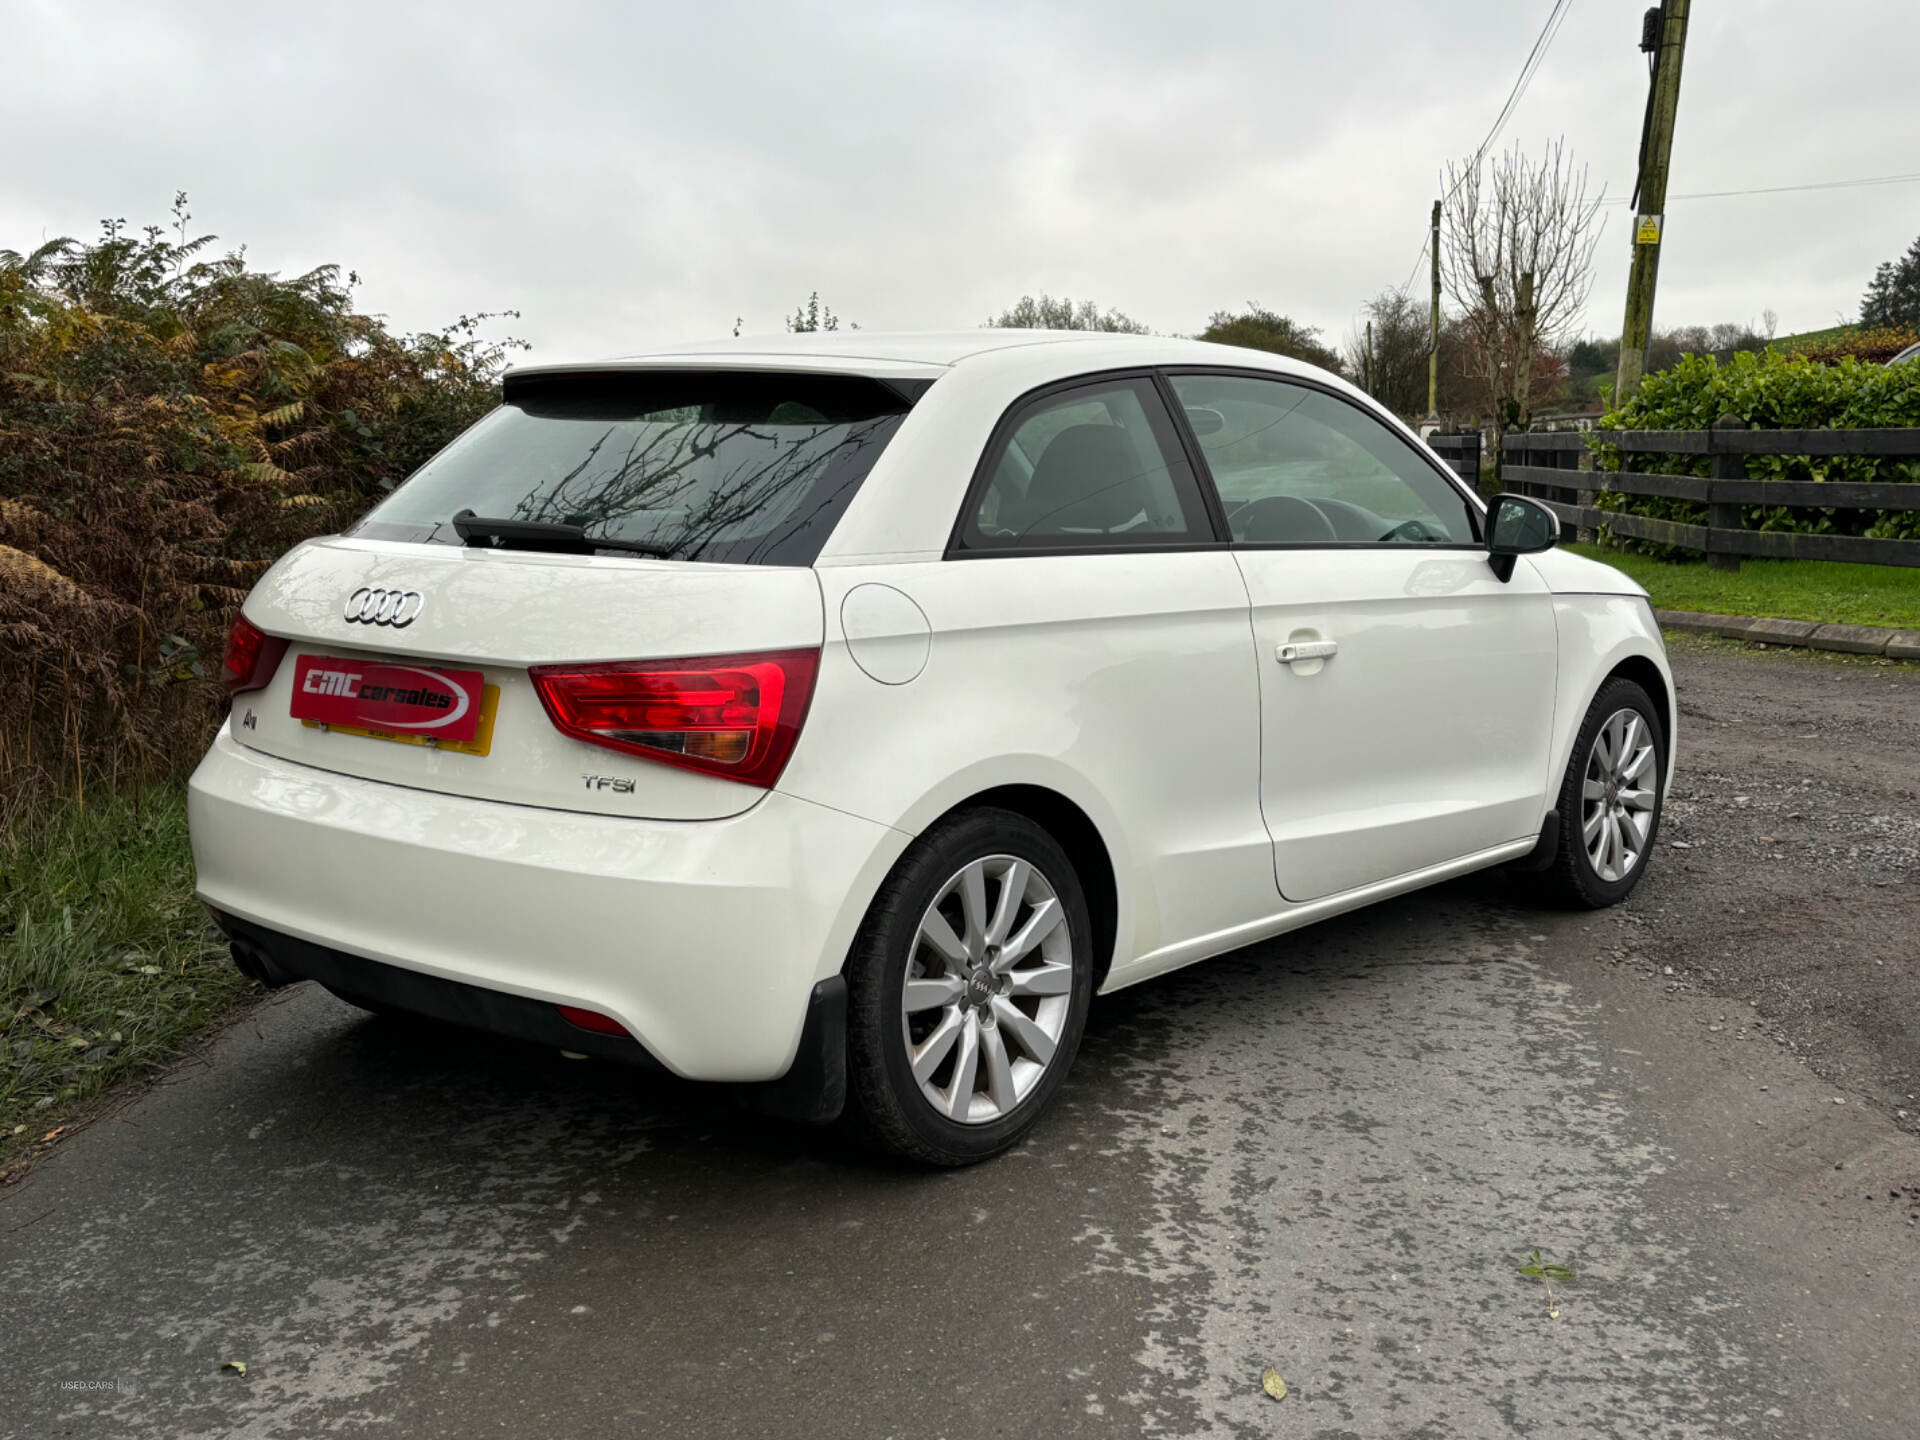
1 785 251 1182
1567 544 1920 629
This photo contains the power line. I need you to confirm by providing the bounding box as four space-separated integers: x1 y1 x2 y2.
1472 0 1577 172
1397 0 1579 295
1397 239 1431 302
1598 170 1920 205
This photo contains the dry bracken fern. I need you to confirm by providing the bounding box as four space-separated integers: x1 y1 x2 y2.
1 202 514 801
0 544 89 604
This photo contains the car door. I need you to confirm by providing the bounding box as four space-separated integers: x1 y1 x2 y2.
924 371 1279 964
1165 371 1558 904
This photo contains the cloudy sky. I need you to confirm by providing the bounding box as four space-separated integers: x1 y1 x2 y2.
7 0 1917 364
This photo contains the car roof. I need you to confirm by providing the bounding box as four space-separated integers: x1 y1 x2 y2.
505 330 1329 386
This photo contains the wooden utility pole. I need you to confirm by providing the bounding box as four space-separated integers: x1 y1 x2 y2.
1427 199 1442 418
1615 0 1690 403
1364 321 1375 395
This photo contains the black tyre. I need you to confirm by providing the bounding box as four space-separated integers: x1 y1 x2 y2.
1526 676 1666 908
846 807 1094 1165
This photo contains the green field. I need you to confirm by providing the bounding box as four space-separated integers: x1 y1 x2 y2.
1568 543 1920 629
1768 322 1861 354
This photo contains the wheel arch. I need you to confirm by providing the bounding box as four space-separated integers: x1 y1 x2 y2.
1546 596 1678 805
1551 647 1676 797
913 784 1121 992
1607 652 1674 755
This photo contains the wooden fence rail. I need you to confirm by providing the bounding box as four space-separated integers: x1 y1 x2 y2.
1499 426 1920 570
1425 431 1482 485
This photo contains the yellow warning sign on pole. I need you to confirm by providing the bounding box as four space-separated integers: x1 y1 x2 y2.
1635 213 1664 245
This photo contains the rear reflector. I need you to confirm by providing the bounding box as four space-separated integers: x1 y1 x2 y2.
557 1004 630 1036
530 648 819 787
220 612 289 696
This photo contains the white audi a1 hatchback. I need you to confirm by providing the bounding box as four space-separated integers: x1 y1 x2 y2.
190 330 1673 1163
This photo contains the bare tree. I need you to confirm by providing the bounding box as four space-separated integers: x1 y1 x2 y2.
987 294 1148 333
1342 290 1429 417
1441 139 1603 462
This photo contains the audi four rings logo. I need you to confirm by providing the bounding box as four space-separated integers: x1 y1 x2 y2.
343 587 425 627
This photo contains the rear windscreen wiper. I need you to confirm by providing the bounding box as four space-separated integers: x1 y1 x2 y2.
449 509 679 559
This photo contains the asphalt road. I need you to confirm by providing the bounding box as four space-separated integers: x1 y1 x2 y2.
3 638 1915 1440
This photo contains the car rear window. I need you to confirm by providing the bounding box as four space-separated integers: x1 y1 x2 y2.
353 370 915 566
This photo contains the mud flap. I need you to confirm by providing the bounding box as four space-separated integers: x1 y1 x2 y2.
1513 809 1561 873
736 975 847 1125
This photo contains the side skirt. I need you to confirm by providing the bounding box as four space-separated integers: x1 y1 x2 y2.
1101 836 1539 993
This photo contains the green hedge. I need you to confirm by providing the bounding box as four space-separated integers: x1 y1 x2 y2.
1589 350 1920 549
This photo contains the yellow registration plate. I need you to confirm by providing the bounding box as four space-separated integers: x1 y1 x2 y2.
302 684 503 757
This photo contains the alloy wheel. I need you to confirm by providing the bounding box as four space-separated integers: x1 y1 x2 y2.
1581 707 1658 883
900 854 1074 1124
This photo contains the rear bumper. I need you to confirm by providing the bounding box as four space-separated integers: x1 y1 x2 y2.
189 725 910 1082
218 912 668 1066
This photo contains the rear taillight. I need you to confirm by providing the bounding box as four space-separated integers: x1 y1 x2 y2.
220 612 289 696
529 648 819 788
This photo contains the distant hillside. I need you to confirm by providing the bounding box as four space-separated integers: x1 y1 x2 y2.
1771 322 1916 362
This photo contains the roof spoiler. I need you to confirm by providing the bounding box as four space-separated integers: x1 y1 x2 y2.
500 367 933 407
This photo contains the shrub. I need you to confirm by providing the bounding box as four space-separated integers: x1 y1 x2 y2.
1587 348 1920 553
0 197 519 814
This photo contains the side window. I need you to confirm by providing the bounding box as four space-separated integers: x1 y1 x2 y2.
1167 374 1479 545
962 377 1211 549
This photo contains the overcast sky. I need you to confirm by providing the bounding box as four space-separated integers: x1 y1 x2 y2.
8 0 1918 364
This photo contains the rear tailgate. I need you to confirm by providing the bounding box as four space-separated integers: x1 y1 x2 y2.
233 536 823 819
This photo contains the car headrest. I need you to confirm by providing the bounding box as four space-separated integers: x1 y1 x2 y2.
1019 425 1148 533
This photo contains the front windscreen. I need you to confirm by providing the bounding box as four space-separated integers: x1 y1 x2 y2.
354 370 914 566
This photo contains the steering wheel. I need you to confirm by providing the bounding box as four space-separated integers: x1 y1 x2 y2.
1378 518 1448 544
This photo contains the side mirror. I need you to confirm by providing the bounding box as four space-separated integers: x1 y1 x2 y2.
1485 493 1559 582
1182 405 1227 436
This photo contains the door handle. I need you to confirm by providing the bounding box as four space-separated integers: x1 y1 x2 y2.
1277 639 1338 664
